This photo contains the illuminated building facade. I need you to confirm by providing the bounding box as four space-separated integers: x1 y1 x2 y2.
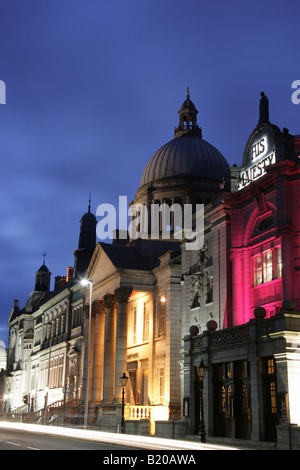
182 93 300 449
82 89 230 432
0 205 95 416
1 90 300 449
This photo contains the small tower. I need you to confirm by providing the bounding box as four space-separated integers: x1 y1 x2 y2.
34 254 51 293
174 87 202 138
73 196 96 278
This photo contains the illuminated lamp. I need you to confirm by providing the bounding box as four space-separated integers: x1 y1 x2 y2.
80 279 93 428
195 359 208 442
119 373 129 433
160 296 166 303
120 372 129 388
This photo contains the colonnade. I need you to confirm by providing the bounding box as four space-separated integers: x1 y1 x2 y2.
83 286 133 415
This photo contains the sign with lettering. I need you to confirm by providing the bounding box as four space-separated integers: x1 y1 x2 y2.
239 126 276 189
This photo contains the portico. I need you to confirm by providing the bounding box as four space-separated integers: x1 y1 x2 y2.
80 238 181 432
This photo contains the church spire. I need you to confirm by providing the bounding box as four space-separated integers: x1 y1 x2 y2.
73 197 97 279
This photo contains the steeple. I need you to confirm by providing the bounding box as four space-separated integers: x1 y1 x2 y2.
174 87 202 138
35 254 51 293
73 195 96 278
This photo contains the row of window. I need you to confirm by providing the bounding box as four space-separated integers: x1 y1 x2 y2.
31 355 64 391
253 247 282 286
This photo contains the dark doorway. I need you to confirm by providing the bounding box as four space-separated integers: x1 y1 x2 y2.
262 358 279 442
213 360 252 439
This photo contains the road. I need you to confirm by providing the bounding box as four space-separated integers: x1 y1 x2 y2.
0 426 140 450
0 421 243 454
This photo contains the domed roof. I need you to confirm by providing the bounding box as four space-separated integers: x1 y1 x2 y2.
37 264 50 273
140 134 230 187
140 89 230 187
80 195 96 223
81 210 96 223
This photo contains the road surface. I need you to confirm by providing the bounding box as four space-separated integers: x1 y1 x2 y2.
0 426 140 450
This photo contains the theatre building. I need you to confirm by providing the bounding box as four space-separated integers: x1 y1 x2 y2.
1 90 300 449
181 93 300 449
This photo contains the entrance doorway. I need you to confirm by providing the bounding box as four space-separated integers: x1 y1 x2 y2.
213 360 251 439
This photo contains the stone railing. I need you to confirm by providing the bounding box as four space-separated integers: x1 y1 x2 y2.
190 315 284 351
126 404 169 423
126 405 151 420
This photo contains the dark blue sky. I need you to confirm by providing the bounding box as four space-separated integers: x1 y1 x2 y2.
0 0 299 344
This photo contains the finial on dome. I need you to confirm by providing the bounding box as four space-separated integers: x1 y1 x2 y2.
42 252 46 265
186 86 190 99
88 193 91 212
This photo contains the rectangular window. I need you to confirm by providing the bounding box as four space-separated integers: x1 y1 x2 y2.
159 368 165 404
143 301 150 341
253 247 282 286
132 306 137 344
206 274 213 303
263 251 273 283
158 296 165 336
274 247 282 279
254 255 263 285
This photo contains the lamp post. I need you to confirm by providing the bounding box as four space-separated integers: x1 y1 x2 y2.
44 320 53 425
195 359 208 442
119 372 128 433
81 279 93 429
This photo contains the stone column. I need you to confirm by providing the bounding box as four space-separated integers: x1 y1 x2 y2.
231 249 245 325
82 304 95 404
102 293 117 403
113 287 132 402
91 300 105 404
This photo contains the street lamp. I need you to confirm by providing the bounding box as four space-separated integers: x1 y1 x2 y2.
119 372 128 433
44 320 53 425
81 279 93 429
195 359 208 442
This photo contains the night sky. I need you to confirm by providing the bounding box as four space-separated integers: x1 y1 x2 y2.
0 0 299 345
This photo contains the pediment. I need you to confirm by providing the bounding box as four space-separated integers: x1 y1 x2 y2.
86 243 119 284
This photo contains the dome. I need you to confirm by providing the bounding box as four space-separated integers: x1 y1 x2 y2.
81 210 96 223
140 89 230 188
140 134 230 187
80 195 96 223
37 264 50 272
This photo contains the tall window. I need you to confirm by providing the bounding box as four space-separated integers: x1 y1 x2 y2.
159 368 165 404
253 247 282 286
143 301 150 341
263 251 273 283
132 306 137 344
158 296 165 336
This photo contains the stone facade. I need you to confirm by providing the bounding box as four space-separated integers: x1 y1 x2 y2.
1 91 300 450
